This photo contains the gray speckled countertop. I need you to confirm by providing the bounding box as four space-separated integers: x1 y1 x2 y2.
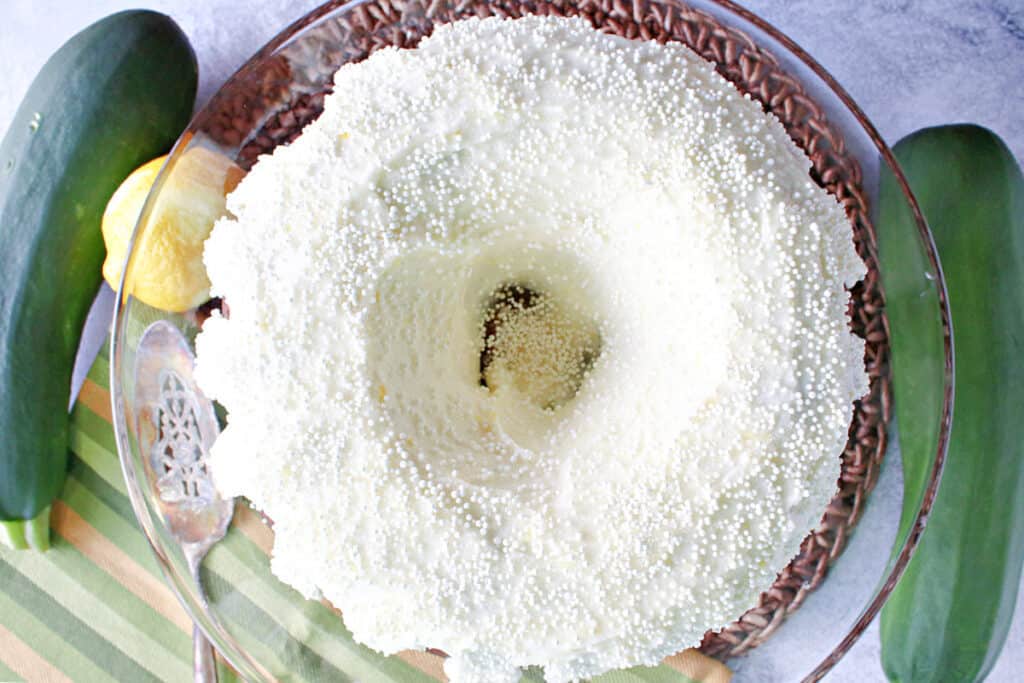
2 1 1023 680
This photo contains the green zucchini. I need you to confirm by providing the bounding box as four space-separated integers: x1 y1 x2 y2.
879 125 1024 681
0 11 197 549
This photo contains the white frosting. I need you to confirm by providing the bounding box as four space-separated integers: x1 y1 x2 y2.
195 16 867 683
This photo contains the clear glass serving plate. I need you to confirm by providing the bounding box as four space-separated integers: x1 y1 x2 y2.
111 1 953 681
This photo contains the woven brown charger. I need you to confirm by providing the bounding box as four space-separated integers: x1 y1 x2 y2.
196 0 891 663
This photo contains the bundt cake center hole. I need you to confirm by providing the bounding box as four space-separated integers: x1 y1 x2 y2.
479 282 601 411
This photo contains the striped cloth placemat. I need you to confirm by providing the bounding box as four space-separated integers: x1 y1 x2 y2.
0 344 732 683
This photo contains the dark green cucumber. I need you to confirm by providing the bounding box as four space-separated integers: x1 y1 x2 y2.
0 11 197 549
880 125 1024 681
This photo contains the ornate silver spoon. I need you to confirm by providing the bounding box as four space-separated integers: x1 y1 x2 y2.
134 320 233 683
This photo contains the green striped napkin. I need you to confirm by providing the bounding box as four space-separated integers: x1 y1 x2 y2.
0 345 730 683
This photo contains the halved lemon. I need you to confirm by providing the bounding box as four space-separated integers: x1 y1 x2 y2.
102 146 243 312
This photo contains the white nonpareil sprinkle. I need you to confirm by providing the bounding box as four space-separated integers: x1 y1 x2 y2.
194 16 867 683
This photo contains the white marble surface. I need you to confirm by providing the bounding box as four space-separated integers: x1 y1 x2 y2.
3 1 1023 681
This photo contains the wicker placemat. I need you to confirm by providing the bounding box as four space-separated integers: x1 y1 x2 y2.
196 0 891 661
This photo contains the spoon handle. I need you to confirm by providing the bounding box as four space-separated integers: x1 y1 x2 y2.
193 624 217 683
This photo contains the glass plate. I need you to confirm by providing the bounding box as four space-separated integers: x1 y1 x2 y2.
111 1 952 681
